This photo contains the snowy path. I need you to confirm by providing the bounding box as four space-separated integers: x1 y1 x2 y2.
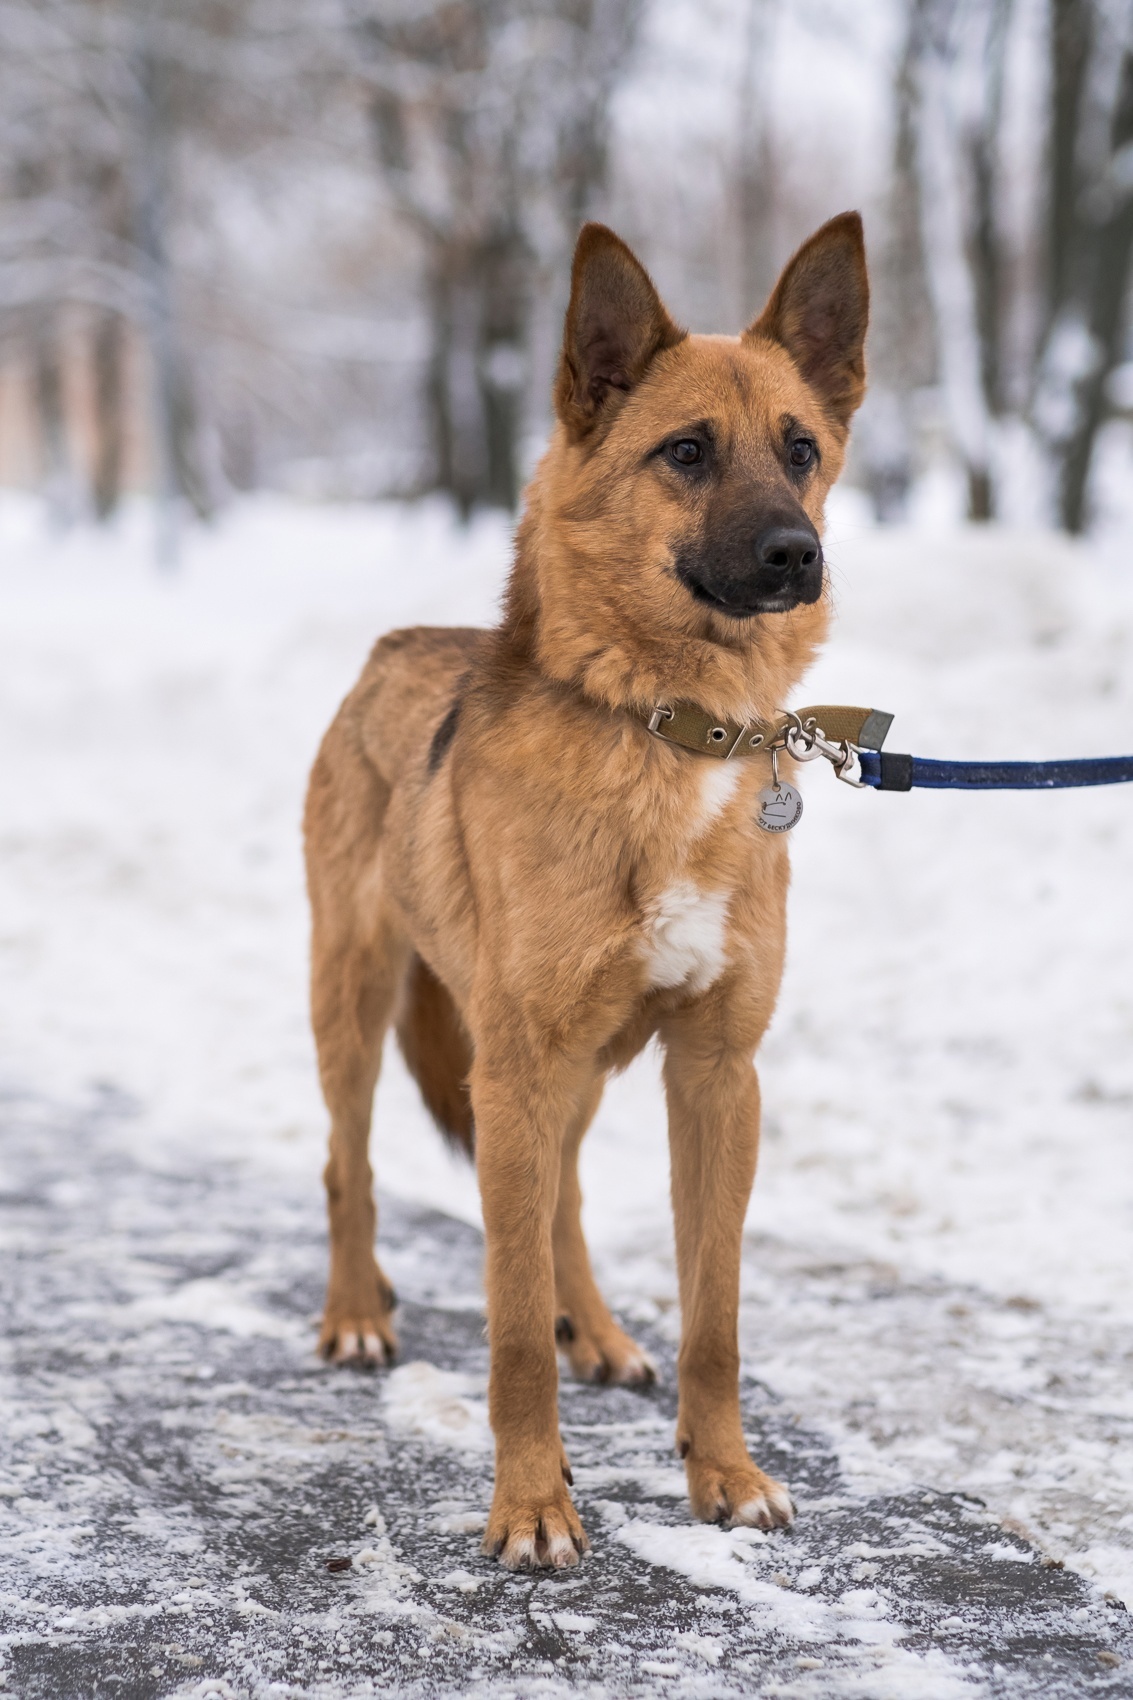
2 1086 1129 1700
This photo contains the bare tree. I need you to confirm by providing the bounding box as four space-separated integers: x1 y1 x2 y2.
0 0 346 553
127 5 211 563
892 0 1133 531
0 0 206 548
1033 0 1133 532
353 0 643 514
87 161 130 518
733 0 777 320
857 0 938 522
900 0 1014 520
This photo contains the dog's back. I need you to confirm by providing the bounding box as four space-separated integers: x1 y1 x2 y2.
323 625 484 789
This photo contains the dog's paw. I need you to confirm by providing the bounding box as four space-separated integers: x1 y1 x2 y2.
684 1455 794 1529
319 1262 397 1366
482 1487 589 1571
554 1313 656 1388
318 1311 398 1366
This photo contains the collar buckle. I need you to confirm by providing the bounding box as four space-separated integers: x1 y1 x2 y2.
719 721 755 759
647 704 753 759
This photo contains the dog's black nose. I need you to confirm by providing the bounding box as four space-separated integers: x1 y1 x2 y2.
755 526 822 574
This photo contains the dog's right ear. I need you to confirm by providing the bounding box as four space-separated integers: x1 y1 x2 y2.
554 224 685 439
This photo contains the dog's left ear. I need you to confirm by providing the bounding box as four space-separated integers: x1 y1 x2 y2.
555 223 686 439
745 211 869 429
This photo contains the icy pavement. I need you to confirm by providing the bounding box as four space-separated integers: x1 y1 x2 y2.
2 1088 1130 1700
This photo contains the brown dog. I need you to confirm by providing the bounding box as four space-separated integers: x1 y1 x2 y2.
303 212 869 1569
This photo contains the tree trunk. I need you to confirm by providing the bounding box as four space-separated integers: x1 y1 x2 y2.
913 6 997 520
92 312 126 520
131 24 212 563
861 0 937 522
33 313 74 524
428 232 527 515
734 0 777 318
1034 6 1133 533
900 0 1015 522
1057 49 1133 532
968 0 1012 421
1046 0 1093 331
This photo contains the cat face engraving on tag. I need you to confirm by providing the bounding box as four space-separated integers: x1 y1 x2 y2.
756 782 803 833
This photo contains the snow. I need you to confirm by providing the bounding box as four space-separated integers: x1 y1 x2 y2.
1 485 1133 1670
381 1363 492 1454
132 1279 305 1340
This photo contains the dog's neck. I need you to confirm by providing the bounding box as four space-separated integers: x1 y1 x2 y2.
499 482 828 730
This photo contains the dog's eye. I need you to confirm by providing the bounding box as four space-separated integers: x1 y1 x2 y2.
669 439 703 466
789 438 815 469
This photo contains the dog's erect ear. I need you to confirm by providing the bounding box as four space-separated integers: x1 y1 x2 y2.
746 211 869 428
554 223 685 438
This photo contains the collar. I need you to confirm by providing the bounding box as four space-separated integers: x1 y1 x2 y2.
636 700 893 761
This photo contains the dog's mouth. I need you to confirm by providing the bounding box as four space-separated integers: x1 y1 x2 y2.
680 570 819 619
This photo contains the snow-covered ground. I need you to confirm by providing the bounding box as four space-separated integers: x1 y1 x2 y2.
1 490 1132 1647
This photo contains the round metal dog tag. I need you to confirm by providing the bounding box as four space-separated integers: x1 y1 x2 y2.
756 782 803 833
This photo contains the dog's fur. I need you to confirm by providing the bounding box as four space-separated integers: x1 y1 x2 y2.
303 213 869 1570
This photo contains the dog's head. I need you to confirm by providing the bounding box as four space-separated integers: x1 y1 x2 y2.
523 214 868 715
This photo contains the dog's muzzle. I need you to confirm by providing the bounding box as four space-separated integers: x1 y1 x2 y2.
676 525 824 618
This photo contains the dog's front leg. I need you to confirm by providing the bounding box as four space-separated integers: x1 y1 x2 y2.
473 1041 589 1571
662 1016 794 1530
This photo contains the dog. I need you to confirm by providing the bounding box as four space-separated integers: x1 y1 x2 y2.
303 211 869 1570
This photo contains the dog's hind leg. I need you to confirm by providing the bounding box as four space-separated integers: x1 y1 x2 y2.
305 724 409 1366
552 1075 655 1387
312 900 408 1365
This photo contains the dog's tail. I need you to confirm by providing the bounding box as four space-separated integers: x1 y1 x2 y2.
395 954 475 1159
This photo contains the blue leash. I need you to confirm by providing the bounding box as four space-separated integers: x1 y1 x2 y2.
753 709 1133 816
857 750 1133 792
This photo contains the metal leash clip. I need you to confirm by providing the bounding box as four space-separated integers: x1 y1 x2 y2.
776 711 867 788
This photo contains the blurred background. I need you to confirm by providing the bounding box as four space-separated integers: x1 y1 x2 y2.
3 0 1133 547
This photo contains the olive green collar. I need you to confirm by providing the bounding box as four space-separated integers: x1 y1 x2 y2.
638 700 893 760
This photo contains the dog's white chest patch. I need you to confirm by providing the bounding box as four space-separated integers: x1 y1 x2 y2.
642 880 730 993
692 762 743 839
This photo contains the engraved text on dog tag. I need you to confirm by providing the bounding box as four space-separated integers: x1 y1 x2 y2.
755 782 803 833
